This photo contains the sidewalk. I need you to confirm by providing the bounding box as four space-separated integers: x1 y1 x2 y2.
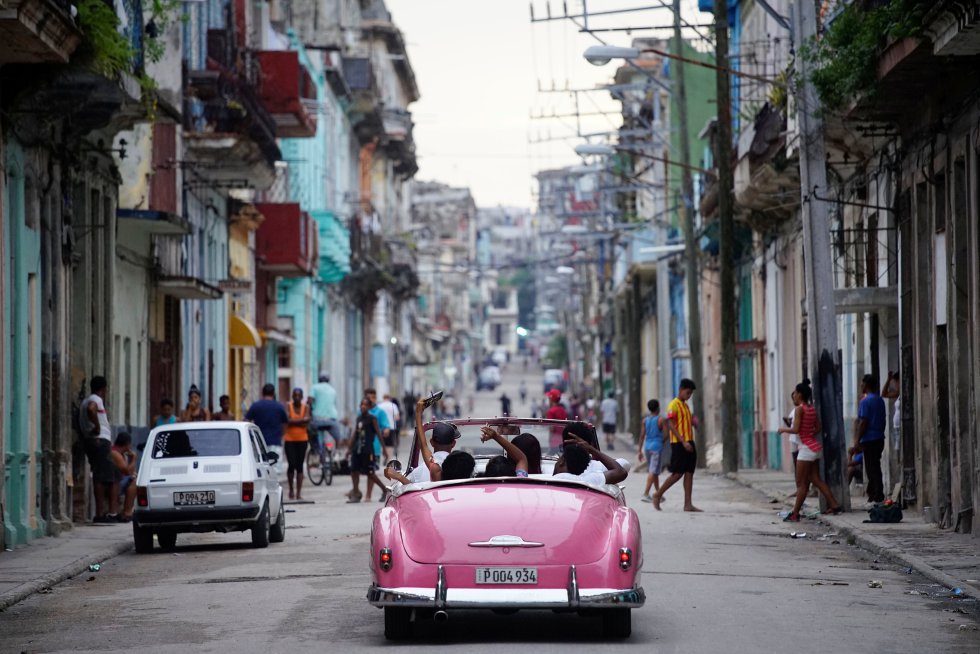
731 468 980 599
0 522 132 611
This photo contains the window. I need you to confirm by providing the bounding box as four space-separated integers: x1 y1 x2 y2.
278 346 291 368
151 429 242 458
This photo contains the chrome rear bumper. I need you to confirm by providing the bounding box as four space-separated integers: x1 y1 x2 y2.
367 565 645 610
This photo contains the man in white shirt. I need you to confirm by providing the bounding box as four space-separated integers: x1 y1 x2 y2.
600 392 619 450
407 422 459 483
79 376 118 521
378 393 402 457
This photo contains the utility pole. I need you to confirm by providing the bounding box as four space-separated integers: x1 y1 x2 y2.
793 0 849 509
714 0 738 473
672 0 707 467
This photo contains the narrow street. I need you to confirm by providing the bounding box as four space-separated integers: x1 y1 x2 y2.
2 367 976 653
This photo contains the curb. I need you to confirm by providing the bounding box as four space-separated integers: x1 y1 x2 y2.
0 539 133 612
725 472 980 600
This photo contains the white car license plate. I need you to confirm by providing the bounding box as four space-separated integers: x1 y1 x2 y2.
475 567 538 584
173 491 215 506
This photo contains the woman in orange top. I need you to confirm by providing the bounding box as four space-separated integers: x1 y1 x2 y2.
284 388 311 500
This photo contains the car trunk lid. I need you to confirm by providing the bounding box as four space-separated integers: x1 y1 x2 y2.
397 482 616 565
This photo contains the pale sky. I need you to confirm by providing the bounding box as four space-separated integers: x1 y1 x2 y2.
386 0 709 209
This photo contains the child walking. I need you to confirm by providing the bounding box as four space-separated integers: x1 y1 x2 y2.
639 399 667 503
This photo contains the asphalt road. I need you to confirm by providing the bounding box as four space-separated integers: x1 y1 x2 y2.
2 365 978 653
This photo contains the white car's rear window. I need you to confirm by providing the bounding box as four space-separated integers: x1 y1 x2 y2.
151 429 242 459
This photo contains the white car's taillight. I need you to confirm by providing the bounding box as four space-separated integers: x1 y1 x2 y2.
242 482 254 502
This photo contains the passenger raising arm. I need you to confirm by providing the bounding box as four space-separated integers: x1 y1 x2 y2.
480 426 529 476
415 395 445 482
563 434 627 484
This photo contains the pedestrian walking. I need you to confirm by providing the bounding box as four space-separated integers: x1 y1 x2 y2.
545 389 568 453
362 389 391 501
212 394 235 421
639 400 667 503
600 391 618 450
499 392 512 417
653 379 701 512
881 370 900 451
850 373 887 503
246 383 288 468
519 380 527 404
779 379 841 521
348 398 382 503
284 388 311 500
79 376 118 522
378 393 401 457
179 384 210 422
529 397 540 419
151 398 177 427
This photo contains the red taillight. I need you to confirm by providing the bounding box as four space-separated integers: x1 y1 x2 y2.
137 486 148 507
379 547 393 571
619 547 632 570
242 482 254 502
326 441 334 450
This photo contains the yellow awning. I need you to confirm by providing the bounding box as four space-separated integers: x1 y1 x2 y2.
229 314 262 348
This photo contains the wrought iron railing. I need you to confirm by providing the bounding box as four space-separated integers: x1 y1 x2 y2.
831 225 896 289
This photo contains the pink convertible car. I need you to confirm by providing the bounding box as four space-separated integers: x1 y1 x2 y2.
367 418 645 640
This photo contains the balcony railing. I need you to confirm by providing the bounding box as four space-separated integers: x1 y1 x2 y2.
254 203 318 277
832 225 897 289
255 50 317 138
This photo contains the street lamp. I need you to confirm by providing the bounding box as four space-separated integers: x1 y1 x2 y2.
575 142 714 177
584 45 784 87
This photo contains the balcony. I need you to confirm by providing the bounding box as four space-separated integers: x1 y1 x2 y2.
381 108 418 178
832 225 898 313
183 29 280 189
734 103 800 231
254 203 318 277
255 50 317 138
0 0 81 64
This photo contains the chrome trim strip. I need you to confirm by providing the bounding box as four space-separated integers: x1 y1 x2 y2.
367 584 645 609
435 565 447 609
468 535 545 548
567 565 579 609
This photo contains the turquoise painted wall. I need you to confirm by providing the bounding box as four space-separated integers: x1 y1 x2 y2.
3 139 45 547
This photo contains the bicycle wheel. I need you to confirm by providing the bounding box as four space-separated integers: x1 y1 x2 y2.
306 447 325 485
323 448 334 486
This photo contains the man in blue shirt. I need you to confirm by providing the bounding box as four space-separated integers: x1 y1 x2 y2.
246 384 288 470
851 374 887 503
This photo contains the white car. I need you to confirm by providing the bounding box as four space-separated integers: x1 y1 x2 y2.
132 421 285 552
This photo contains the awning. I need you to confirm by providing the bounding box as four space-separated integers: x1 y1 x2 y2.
229 314 262 348
259 329 296 347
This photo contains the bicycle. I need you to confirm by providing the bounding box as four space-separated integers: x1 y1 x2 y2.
306 430 334 486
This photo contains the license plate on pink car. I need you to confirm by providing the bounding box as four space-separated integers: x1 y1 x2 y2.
475 567 538 584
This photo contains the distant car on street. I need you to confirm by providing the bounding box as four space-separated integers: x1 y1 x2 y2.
543 368 567 392
477 365 501 391
132 421 285 553
490 348 508 367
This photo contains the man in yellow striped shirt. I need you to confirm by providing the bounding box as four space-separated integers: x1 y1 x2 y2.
653 379 701 512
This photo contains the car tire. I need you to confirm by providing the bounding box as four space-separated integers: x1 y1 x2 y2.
384 606 412 640
269 501 286 543
133 524 154 554
602 608 632 638
156 530 177 552
251 502 271 548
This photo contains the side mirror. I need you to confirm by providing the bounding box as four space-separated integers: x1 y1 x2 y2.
263 451 279 464
386 459 402 472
